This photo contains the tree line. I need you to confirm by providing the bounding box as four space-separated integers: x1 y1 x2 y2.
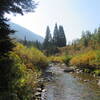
71 27 100 50
43 23 66 55
21 23 66 56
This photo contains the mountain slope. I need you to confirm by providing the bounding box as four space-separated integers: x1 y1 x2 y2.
9 22 44 42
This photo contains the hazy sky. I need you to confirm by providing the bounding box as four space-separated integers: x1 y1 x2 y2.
7 0 100 42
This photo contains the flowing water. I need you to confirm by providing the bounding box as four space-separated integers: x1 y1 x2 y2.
41 65 100 100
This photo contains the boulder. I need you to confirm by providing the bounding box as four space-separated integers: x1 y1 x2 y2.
64 67 74 73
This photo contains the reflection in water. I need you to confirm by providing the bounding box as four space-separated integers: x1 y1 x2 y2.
42 66 100 100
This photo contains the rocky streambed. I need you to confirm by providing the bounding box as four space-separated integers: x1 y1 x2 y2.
35 63 100 100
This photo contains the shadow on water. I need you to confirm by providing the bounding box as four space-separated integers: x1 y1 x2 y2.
41 66 100 100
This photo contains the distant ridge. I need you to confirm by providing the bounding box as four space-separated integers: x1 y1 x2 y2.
9 22 44 42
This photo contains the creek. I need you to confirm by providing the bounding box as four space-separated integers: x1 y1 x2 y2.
41 64 100 100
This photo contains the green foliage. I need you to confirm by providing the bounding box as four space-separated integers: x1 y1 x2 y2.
58 25 66 47
43 24 66 56
0 41 48 99
9 51 41 100
97 27 100 44
83 68 90 73
0 0 36 99
43 26 53 56
53 24 66 47
43 26 52 49
93 69 100 76
53 23 59 47
7 42 48 100
0 0 36 15
20 39 42 50
62 55 72 65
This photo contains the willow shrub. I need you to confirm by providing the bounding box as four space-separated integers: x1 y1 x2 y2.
70 50 100 69
14 43 48 70
62 55 72 65
48 56 64 63
9 42 48 100
48 55 72 65
9 52 42 100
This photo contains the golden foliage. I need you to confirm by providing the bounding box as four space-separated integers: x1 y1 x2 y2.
70 50 100 68
14 42 48 70
10 42 48 99
48 56 64 63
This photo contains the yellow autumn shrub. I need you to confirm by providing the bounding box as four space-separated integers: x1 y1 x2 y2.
14 42 48 70
10 42 48 99
48 56 64 63
70 50 100 68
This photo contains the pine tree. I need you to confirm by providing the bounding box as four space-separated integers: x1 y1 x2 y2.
58 25 66 47
81 31 88 47
24 36 27 45
43 26 53 55
34 40 42 50
0 0 36 99
53 23 59 47
97 27 100 44
43 26 52 49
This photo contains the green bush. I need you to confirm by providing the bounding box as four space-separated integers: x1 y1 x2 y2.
93 69 100 76
62 55 72 65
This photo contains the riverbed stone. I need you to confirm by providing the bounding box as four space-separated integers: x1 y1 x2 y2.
36 88 42 92
98 80 100 86
42 89 47 92
35 92 41 96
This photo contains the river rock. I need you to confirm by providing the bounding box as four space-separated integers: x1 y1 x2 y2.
93 74 96 77
63 67 74 73
35 92 41 96
79 70 83 73
49 63 54 67
76 69 80 71
36 88 42 92
98 80 100 86
84 80 89 82
42 89 47 92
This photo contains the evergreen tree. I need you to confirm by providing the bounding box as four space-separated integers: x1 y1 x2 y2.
43 26 52 49
0 0 36 99
97 27 100 44
24 36 27 45
34 40 42 50
58 25 66 47
81 31 88 47
43 26 53 55
53 23 59 47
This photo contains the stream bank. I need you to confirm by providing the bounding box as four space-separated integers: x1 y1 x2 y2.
40 63 100 100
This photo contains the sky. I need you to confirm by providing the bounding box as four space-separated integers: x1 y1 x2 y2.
7 0 100 42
